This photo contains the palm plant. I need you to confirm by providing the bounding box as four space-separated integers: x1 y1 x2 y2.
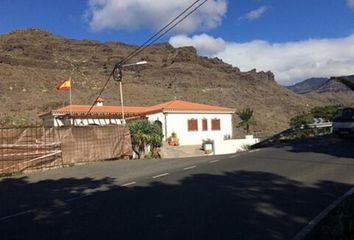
128 119 163 159
236 107 256 134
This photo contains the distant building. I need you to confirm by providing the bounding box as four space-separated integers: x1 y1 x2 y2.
39 99 235 146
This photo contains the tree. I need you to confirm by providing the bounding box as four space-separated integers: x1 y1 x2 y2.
236 107 256 134
128 119 164 159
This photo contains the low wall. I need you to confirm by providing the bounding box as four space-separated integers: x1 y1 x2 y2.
214 136 259 155
0 125 132 175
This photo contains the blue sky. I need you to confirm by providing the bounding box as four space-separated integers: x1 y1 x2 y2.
1 0 354 85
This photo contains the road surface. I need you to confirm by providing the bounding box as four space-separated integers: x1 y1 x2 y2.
1 136 353 240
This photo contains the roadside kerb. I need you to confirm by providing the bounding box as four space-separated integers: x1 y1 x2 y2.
292 187 354 240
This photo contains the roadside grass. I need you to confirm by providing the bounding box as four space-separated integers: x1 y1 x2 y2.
307 194 354 240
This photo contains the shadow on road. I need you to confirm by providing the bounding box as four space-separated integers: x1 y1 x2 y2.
0 170 352 240
273 136 354 159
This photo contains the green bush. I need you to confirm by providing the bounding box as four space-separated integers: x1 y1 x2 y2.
287 129 314 140
310 105 340 121
290 113 314 126
290 105 340 127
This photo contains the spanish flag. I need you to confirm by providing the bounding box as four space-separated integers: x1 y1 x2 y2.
56 79 71 91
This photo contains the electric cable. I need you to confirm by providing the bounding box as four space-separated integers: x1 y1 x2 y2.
115 0 203 68
84 0 208 117
121 0 207 66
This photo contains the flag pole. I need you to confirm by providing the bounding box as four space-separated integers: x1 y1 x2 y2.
69 76 72 125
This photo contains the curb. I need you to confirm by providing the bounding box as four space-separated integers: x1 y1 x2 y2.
292 187 354 240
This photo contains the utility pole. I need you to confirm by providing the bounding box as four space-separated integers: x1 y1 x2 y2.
113 61 147 124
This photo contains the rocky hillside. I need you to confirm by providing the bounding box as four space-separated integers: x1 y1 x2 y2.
288 75 354 94
287 76 354 109
287 78 328 94
1 28 351 136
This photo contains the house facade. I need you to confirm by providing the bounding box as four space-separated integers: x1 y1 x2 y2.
144 101 234 145
40 99 235 146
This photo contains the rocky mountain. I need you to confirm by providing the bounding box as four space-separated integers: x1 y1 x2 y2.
288 75 354 94
1 28 353 136
287 78 328 94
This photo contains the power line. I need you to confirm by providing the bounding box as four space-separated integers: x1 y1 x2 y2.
119 0 208 67
115 0 203 68
84 0 208 117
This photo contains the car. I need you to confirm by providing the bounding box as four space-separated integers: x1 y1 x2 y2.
332 107 354 137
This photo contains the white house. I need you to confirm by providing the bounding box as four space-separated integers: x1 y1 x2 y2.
144 100 235 145
39 99 235 146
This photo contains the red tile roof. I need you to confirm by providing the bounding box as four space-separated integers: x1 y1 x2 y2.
42 100 235 117
144 100 235 114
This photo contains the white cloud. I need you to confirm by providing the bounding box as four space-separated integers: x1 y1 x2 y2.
169 34 226 56
347 0 354 10
169 34 354 85
245 6 268 21
86 0 227 33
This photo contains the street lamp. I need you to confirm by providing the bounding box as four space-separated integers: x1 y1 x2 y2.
113 61 147 124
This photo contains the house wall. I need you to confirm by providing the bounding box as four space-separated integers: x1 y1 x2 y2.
147 112 166 139
156 112 233 146
214 138 260 155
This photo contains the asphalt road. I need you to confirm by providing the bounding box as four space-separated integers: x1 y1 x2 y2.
1 136 354 240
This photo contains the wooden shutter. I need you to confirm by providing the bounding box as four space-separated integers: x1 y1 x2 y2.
188 119 198 131
202 119 208 131
211 119 220 130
